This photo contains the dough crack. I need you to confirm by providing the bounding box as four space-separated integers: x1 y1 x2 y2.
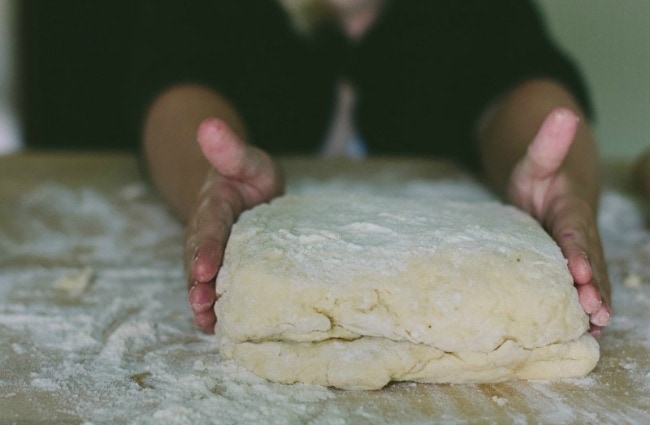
492 336 526 352
312 307 336 329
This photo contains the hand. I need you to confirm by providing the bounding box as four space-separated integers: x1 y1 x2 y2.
507 107 611 335
185 118 283 333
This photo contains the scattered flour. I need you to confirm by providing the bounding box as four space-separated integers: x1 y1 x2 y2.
491 395 508 407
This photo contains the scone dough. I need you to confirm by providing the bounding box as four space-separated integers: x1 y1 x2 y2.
215 194 599 390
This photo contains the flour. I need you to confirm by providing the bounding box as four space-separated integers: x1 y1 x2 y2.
1 173 649 424
491 395 508 406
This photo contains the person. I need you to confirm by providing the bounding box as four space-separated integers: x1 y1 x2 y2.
135 0 611 335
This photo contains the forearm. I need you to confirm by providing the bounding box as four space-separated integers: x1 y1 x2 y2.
476 79 602 214
142 84 247 220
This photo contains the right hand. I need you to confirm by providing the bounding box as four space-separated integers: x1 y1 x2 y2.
506 107 611 333
185 118 283 333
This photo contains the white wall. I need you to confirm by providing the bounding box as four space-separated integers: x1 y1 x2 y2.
534 0 650 160
0 0 20 154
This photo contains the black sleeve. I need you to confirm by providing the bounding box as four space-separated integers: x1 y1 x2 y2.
453 0 593 122
351 0 593 168
128 1 243 145
128 1 336 155
19 0 141 150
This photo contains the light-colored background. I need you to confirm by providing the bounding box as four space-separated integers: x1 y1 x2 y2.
0 0 19 154
0 0 648 158
533 0 650 160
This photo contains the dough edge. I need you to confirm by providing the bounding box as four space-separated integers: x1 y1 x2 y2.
219 333 599 390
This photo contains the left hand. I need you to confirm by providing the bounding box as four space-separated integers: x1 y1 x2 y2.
185 118 284 333
507 107 611 335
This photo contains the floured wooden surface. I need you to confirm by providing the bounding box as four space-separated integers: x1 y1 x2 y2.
0 153 649 424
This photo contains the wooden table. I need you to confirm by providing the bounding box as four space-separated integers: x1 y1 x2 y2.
1 152 648 424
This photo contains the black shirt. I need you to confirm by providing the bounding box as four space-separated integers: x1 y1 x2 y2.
134 0 591 170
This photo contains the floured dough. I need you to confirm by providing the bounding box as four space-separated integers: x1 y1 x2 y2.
215 194 599 390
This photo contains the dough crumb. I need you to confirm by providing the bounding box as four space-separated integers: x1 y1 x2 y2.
623 272 643 288
491 395 508 406
620 361 637 371
54 267 95 296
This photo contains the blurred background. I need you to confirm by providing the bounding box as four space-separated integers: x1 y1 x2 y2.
0 0 648 159
0 0 19 153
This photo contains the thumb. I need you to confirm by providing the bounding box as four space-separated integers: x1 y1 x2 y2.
517 107 579 181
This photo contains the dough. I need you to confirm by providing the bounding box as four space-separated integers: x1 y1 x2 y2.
215 194 599 390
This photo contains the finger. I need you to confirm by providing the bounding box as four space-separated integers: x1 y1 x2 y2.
546 199 593 284
193 308 217 334
560 232 608 316
188 281 217 313
590 303 611 327
551 215 612 312
197 118 282 204
520 107 579 180
185 222 226 289
589 324 603 339
197 118 247 176
191 236 225 284
185 227 224 286
556 230 593 285
185 183 241 288
546 199 612 324
576 283 601 315
189 282 218 333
